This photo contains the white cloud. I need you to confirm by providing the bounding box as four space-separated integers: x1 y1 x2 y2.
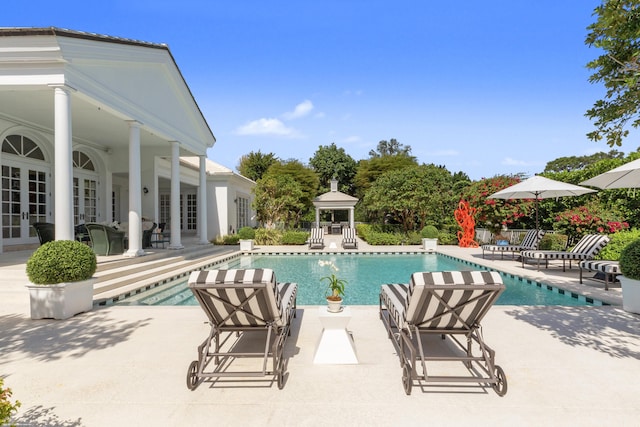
235 118 298 137
342 136 361 143
282 100 314 120
502 157 529 166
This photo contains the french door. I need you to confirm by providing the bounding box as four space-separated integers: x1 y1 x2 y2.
1 161 49 244
73 174 98 224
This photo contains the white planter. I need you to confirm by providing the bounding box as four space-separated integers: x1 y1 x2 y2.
26 278 95 320
422 238 438 253
620 276 640 314
326 298 343 313
239 239 254 251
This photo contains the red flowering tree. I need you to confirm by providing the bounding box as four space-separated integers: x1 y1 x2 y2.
459 175 533 235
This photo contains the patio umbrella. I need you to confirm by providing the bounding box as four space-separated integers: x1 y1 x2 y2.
488 175 597 231
580 158 640 189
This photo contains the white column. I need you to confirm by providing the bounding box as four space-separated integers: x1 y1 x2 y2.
125 121 144 257
169 141 184 249
198 155 208 244
315 208 320 229
349 207 354 229
53 86 74 241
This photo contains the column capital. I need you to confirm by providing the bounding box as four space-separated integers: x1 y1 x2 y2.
48 84 77 93
126 120 143 128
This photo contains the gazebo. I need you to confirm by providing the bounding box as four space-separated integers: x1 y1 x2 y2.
312 179 359 233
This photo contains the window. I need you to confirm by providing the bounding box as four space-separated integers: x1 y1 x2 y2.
2 135 45 160
237 196 250 229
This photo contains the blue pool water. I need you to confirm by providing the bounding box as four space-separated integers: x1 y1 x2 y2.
117 254 600 306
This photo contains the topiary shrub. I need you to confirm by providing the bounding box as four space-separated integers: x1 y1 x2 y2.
281 230 308 245
596 229 640 261
538 233 568 251
237 226 256 240
421 225 439 239
619 238 640 280
26 240 97 285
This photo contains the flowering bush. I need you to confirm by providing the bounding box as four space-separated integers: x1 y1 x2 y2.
554 201 629 240
459 176 532 234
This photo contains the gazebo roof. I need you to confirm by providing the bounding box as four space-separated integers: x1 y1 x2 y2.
312 181 358 209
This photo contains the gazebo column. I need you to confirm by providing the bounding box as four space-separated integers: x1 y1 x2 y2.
349 207 355 229
53 86 74 241
124 121 144 257
169 141 184 250
315 208 320 228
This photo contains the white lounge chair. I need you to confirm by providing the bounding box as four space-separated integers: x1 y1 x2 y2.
380 271 507 396
308 227 324 249
481 229 545 260
341 227 358 249
186 269 297 390
521 234 610 272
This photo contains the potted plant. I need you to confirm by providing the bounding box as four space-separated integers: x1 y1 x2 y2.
421 225 439 253
25 240 97 319
238 226 255 251
322 273 347 313
619 238 640 314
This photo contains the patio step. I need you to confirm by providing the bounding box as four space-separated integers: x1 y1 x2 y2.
92 245 238 304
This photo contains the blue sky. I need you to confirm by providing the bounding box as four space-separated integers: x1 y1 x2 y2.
7 0 621 180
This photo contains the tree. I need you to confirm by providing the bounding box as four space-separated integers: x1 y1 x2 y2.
543 150 625 173
252 174 305 228
585 1 640 147
354 155 418 199
237 151 278 181
265 160 319 212
368 138 415 159
308 143 357 194
363 164 454 232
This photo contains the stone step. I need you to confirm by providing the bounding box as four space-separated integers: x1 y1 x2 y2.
93 248 238 304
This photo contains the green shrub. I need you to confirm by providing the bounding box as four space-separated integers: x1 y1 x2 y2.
255 228 282 245
355 224 372 241
365 231 403 245
281 230 308 245
596 229 640 261
26 240 97 285
0 378 20 427
405 231 422 245
620 238 640 280
421 225 439 239
223 234 240 245
237 226 255 240
538 233 568 251
438 232 458 245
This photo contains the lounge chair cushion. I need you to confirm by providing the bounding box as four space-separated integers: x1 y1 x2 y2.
521 234 610 261
481 229 544 259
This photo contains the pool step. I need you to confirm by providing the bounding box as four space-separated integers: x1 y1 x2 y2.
93 246 238 304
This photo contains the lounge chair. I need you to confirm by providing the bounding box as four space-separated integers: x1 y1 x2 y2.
579 260 620 291
142 222 157 249
520 234 610 272
186 268 298 390
308 227 324 249
341 227 358 249
33 222 55 245
85 223 126 255
380 271 507 396
150 222 170 248
481 229 545 260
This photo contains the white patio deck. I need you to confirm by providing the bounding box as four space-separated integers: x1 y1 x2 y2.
1 241 639 426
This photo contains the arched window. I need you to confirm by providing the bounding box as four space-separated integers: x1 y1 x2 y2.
72 150 95 171
1 135 45 160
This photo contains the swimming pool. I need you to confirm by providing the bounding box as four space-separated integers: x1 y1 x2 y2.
116 253 602 306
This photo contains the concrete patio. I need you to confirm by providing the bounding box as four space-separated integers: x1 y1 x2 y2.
1 243 639 426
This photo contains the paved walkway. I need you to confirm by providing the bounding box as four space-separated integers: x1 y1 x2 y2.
1 243 639 426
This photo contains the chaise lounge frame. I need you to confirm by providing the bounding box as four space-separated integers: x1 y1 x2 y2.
186 269 297 390
380 271 507 396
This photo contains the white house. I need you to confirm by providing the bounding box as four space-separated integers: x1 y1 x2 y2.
0 27 245 254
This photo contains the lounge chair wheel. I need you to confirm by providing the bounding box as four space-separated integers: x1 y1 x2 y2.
492 365 507 396
186 360 200 390
402 364 412 395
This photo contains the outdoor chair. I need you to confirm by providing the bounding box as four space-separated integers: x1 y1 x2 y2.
380 271 507 396
341 227 358 249
33 222 55 245
186 268 298 390
520 234 610 272
85 223 126 255
579 260 620 291
308 227 324 249
481 229 545 260
150 222 170 248
142 222 157 249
